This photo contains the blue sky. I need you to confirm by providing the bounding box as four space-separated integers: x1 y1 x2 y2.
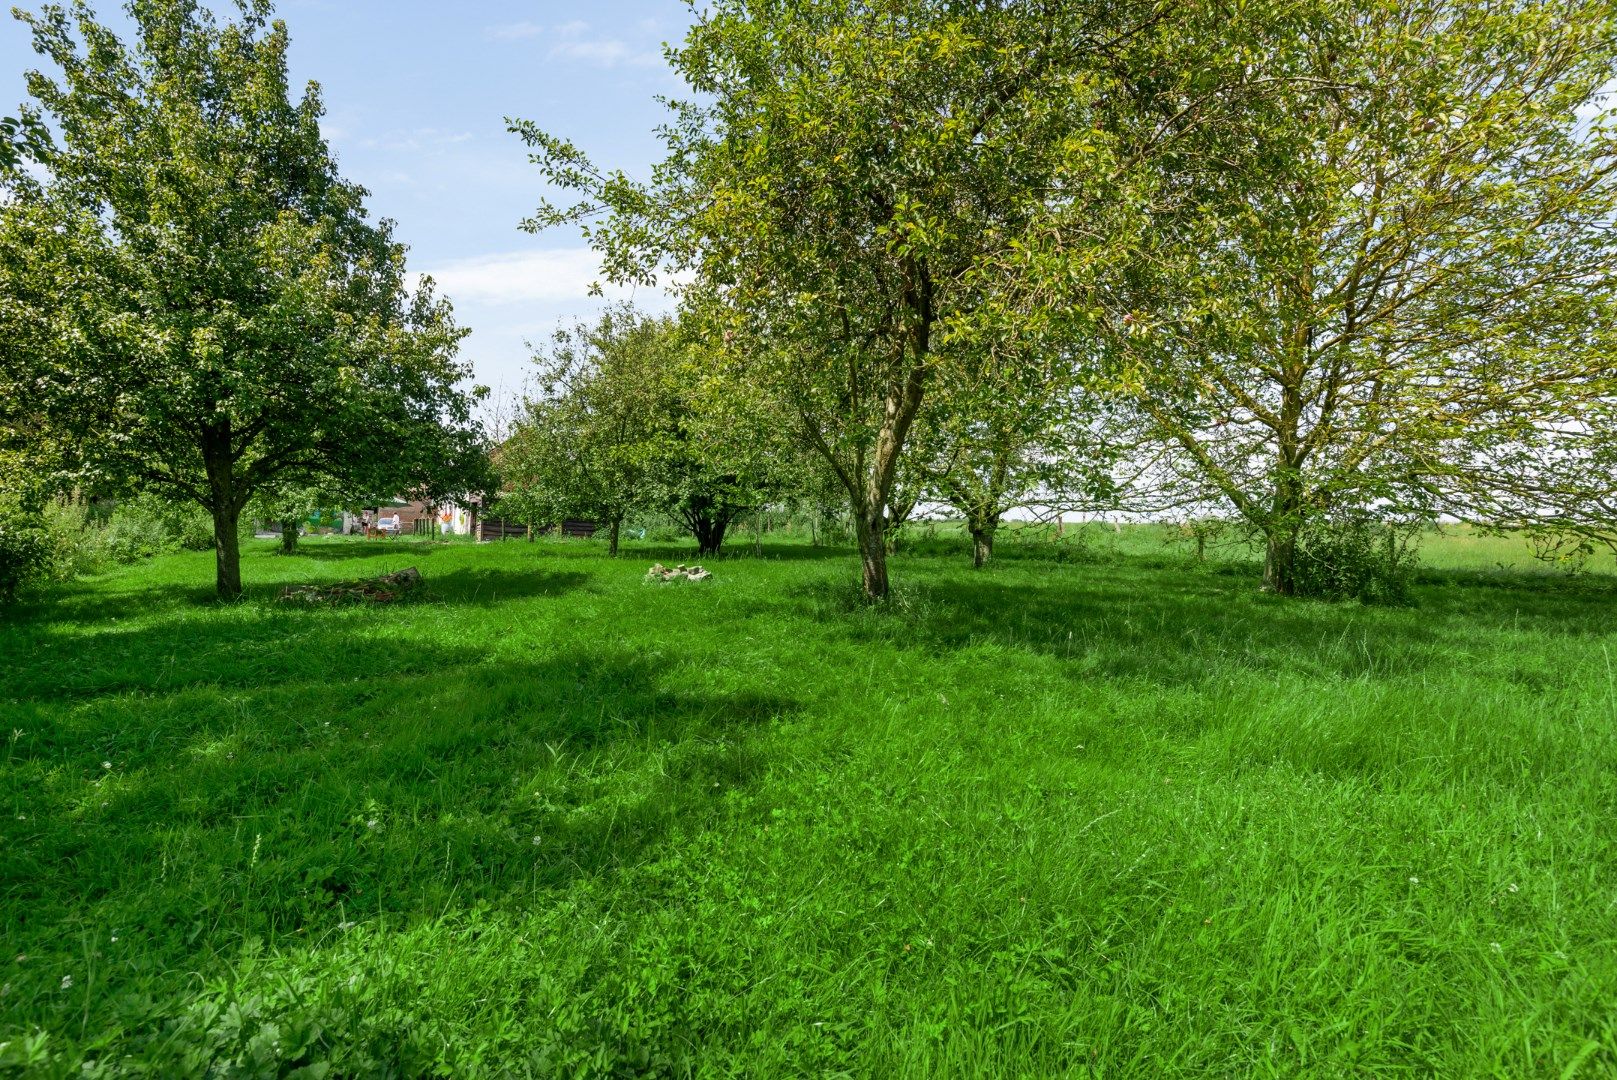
0 1 694 405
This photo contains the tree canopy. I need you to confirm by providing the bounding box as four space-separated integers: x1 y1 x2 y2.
1 0 481 597
6 0 1615 604
514 0 1186 597
499 308 674 555
500 306 790 556
1102 0 1617 592
515 0 1354 596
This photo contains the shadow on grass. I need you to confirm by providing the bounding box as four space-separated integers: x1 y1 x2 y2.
1 611 491 703
1 650 796 964
2 569 588 703
4 563 589 639
612 541 852 564
792 557 1617 686
424 568 590 605
288 540 462 562
5 577 222 627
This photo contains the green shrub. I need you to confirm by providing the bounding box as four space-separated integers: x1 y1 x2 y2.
174 508 217 551
38 498 109 578
0 508 49 603
102 495 215 563
1294 511 1420 604
625 516 688 543
102 505 172 563
0 495 220 600
1 497 124 600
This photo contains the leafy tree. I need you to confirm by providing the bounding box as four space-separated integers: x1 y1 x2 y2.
0 174 108 511
1105 0 1617 594
514 0 1183 599
2 0 477 598
503 306 790 557
501 308 672 555
248 481 345 554
656 354 797 557
0 110 48 175
915 327 1123 567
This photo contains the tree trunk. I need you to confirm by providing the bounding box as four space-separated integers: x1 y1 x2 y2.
279 518 300 555
855 512 890 600
970 524 995 568
1264 528 1298 595
202 425 244 600
1267 316 1311 595
213 503 242 600
803 270 928 601
608 518 621 556
1264 458 1304 595
692 513 730 557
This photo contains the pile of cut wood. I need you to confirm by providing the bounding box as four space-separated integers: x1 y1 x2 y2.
645 562 713 583
278 567 424 605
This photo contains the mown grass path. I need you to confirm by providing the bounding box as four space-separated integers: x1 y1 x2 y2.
2 534 1614 1075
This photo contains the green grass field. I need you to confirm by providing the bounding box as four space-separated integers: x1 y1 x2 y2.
2 528 1615 1076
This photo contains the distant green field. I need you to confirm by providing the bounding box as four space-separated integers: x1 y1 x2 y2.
2 532 1614 1075
939 518 1617 575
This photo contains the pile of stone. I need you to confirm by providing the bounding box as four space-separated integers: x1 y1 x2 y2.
279 566 424 605
645 562 713 583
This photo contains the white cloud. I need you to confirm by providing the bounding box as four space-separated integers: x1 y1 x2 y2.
359 128 475 153
481 18 659 69
483 17 663 69
319 106 364 145
414 252 685 389
487 21 544 41
549 39 665 69
550 39 625 64
418 248 620 306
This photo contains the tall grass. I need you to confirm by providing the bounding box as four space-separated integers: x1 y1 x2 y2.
1 532 1613 1075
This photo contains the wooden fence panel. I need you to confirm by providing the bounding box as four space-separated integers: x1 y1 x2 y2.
477 518 530 541
476 518 598 541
